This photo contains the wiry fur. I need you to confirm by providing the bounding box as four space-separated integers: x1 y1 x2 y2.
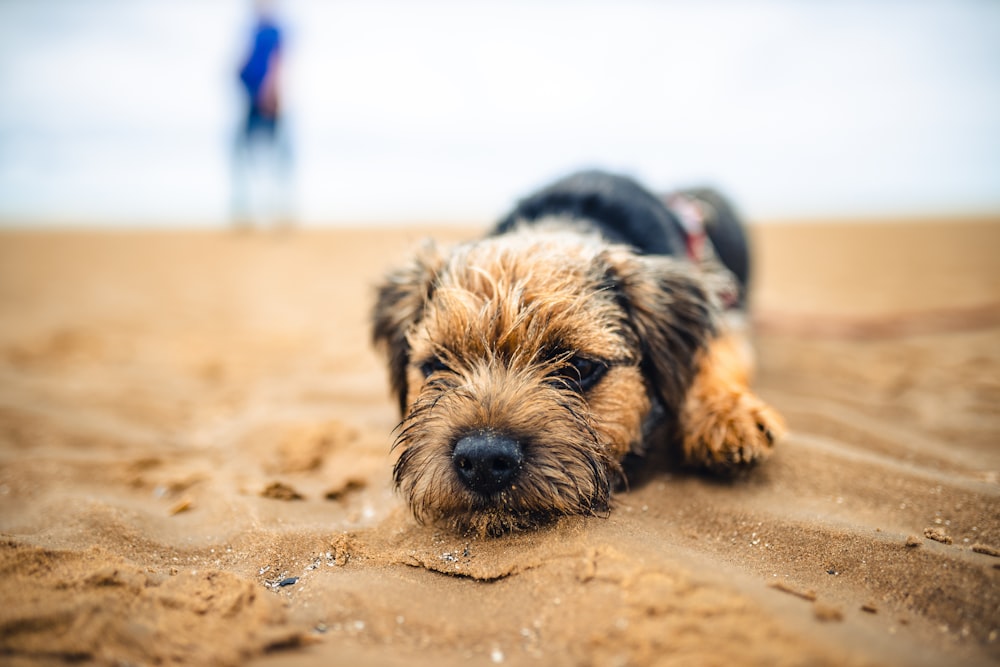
373 174 783 536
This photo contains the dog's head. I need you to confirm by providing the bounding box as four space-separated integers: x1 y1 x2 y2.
373 228 723 535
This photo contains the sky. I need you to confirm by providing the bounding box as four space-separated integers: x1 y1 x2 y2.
0 0 998 226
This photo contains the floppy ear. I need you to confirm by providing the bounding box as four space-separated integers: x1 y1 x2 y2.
371 242 443 415
602 247 731 413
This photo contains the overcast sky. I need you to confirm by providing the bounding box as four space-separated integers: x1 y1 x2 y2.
1 0 998 225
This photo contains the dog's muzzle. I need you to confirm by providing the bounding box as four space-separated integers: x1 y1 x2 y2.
452 431 523 495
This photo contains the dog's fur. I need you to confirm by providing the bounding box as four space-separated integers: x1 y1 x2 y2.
373 171 783 535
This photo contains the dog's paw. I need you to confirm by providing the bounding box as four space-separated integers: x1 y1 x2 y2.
681 389 784 474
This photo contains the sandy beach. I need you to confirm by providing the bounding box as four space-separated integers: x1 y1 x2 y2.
1 218 998 666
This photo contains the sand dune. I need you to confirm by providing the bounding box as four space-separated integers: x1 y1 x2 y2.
1 219 998 666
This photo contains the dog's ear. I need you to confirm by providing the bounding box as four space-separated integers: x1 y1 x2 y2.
602 248 730 411
372 241 444 414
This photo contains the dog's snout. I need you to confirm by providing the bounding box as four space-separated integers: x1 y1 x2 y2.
452 432 523 495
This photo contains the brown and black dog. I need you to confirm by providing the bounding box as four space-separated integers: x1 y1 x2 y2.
373 170 783 535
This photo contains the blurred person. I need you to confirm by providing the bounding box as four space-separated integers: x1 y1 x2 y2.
232 0 293 231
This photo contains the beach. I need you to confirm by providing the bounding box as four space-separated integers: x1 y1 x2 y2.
1 218 998 666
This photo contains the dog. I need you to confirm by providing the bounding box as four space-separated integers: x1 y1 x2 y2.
372 170 783 535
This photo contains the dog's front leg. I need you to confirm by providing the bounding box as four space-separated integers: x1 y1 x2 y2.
679 333 784 472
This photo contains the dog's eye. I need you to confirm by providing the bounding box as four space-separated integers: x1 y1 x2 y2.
554 355 608 392
419 356 449 378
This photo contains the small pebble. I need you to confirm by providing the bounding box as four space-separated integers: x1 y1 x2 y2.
169 498 193 515
814 603 843 622
972 543 1000 557
924 527 952 545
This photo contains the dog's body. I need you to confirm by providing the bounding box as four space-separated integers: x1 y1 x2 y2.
373 171 783 535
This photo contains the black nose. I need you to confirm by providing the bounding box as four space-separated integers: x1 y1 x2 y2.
452 432 523 495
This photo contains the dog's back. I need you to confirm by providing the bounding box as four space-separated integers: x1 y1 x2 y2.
493 170 689 257
493 170 750 307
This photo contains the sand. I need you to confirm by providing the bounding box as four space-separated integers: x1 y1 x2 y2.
0 218 998 666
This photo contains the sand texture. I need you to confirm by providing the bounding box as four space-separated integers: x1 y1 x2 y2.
1 218 998 666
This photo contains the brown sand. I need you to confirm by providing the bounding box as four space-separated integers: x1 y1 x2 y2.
1 218 998 666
